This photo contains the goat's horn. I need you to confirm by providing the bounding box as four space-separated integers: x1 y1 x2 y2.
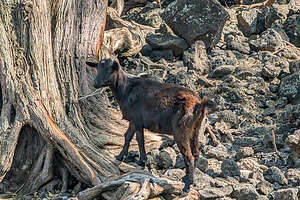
112 54 118 61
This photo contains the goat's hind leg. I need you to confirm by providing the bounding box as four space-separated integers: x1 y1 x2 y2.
191 127 201 168
174 131 195 192
136 129 146 167
115 123 136 161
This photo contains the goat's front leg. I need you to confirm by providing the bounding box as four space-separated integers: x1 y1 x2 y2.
115 123 136 161
136 129 146 167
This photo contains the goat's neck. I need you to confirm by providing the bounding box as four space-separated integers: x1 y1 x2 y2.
109 69 128 103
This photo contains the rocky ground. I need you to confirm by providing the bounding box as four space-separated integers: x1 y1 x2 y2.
104 0 300 199
3 0 299 199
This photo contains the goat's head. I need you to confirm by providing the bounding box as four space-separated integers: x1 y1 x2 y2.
86 57 120 88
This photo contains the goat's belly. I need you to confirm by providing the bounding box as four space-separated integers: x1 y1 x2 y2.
142 113 178 135
146 126 173 135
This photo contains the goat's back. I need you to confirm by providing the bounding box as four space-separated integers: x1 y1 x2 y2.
119 77 203 134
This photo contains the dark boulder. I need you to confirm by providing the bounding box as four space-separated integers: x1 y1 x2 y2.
161 0 229 47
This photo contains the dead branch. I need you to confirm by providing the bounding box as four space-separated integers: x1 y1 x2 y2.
272 129 278 153
235 0 275 9
206 124 220 145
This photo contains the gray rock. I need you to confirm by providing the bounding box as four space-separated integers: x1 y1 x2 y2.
237 8 260 36
261 62 281 80
194 169 214 189
221 159 241 177
150 49 174 62
146 34 188 56
209 49 238 69
157 147 177 169
257 7 286 30
234 136 262 147
174 155 185 169
237 6 285 37
198 186 233 199
183 40 210 74
210 65 235 78
256 181 274 195
285 130 300 158
196 157 209 172
285 168 300 186
279 71 300 103
284 14 300 48
220 110 238 128
289 60 300 74
146 149 160 169
249 29 282 52
231 183 260 200
236 147 255 160
165 68 196 90
263 166 288 185
226 35 251 54
164 168 185 181
206 144 231 160
126 4 163 28
196 76 214 87
161 0 229 47
270 188 299 200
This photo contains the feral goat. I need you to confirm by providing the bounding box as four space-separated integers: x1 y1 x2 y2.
86 57 208 192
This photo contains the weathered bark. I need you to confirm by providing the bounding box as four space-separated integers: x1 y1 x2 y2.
0 0 180 198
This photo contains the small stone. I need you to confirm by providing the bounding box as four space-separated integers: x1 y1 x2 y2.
249 29 282 52
194 169 214 189
284 14 300 48
256 181 274 195
289 59 300 74
285 168 300 186
183 40 210 74
226 35 251 54
196 157 209 172
263 166 288 185
146 149 160 169
198 186 233 199
209 65 235 78
164 168 185 181
279 71 300 103
221 159 241 177
220 110 238 128
261 62 281 80
231 183 260 200
174 154 185 169
237 8 260 37
240 170 253 180
146 34 189 56
236 147 255 160
150 49 174 62
157 147 177 169
270 188 299 200
206 144 231 160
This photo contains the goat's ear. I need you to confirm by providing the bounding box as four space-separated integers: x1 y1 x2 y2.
86 61 98 68
112 60 120 71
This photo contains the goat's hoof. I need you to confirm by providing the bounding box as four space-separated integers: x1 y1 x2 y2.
115 155 123 162
136 160 146 167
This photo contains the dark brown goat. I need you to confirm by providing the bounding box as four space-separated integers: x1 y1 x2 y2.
86 58 208 192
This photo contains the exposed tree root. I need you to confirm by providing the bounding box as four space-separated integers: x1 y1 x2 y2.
77 172 184 200
59 165 69 193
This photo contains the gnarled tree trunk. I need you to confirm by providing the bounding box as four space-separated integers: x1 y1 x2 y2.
0 0 180 199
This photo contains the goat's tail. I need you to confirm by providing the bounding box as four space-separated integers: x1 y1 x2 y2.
194 96 208 121
193 97 208 137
